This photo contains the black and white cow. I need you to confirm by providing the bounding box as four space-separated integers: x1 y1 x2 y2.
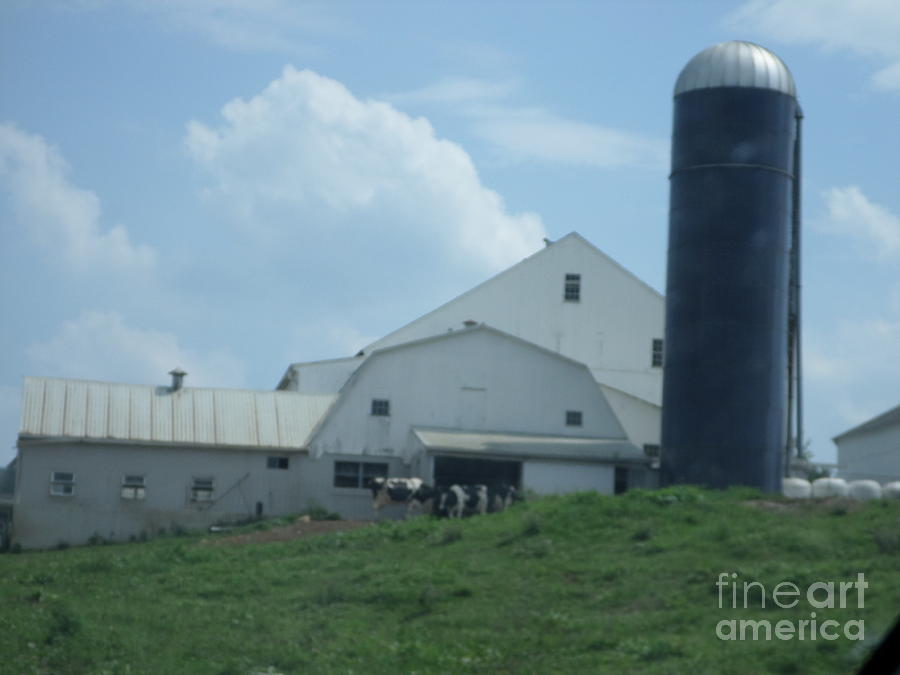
488 483 518 512
370 477 435 517
438 484 489 518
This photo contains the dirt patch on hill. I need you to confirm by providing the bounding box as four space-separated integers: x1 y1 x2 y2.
201 518 373 546
744 497 864 514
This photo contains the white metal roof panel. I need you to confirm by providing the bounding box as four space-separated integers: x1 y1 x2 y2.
412 427 645 463
18 377 336 450
675 41 796 97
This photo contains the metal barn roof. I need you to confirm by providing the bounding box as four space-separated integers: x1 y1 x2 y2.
413 427 645 463
833 402 900 442
19 377 336 450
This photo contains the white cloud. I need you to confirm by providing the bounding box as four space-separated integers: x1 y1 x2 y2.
185 66 546 272
729 0 900 91
72 0 338 54
388 77 666 169
821 185 900 258
470 106 667 169
0 123 156 274
26 311 246 389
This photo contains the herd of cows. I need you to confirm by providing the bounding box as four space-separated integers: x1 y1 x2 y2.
370 477 518 518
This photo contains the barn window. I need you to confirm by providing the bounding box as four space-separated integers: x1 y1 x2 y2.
190 477 214 502
121 475 145 500
49 471 75 497
333 461 388 488
371 399 391 416
564 273 581 301
267 456 289 470
566 410 583 426
652 339 664 367
614 467 629 495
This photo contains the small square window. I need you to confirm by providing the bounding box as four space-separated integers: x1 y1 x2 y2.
566 410 583 426
371 399 390 416
121 474 146 500
652 339 664 368
564 273 581 302
191 477 214 502
50 471 75 497
267 456 289 470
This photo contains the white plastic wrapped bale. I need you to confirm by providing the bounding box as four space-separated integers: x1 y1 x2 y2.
811 477 848 498
847 480 882 500
782 477 812 499
882 482 900 499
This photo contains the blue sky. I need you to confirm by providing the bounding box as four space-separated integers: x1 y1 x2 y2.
2 0 899 468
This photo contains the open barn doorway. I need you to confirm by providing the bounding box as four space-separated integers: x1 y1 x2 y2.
433 456 521 488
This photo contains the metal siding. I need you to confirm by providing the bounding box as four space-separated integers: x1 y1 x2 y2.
129 386 152 441
215 390 258 447
255 393 279 447
275 394 304 447
17 377 332 450
172 391 194 443
42 380 66 437
191 390 216 445
20 378 45 435
63 381 88 438
151 389 173 442
85 383 109 438
107 384 131 438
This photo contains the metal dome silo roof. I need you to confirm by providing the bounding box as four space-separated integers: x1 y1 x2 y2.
674 41 796 98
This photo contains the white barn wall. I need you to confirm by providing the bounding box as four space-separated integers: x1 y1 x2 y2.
523 461 614 494
308 327 628 463
363 233 665 407
837 424 900 483
13 442 307 549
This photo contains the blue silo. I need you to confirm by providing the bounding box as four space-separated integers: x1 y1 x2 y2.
660 41 801 492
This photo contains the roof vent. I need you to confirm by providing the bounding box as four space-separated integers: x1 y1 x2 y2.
169 368 187 392
463 320 478 328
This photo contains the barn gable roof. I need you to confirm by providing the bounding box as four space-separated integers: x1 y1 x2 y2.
833 402 900 443
18 376 336 451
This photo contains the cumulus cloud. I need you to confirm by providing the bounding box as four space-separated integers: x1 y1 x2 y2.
821 185 900 258
0 123 156 274
26 311 246 389
729 0 900 91
185 66 546 271
388 76 666 169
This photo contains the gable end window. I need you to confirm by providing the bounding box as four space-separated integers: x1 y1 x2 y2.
267 456 289 470
652 338 664 368
564 273 581 302
371 399 390 416
50 471 75 497
334 461 388 489
121 475 146 500
566 410 583 427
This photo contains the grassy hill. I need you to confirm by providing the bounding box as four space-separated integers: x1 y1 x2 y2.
0 487 898 674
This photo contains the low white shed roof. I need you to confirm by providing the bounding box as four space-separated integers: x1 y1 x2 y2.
413 427 645 463
19 377 336 450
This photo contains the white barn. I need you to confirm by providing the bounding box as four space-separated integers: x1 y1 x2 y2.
834 404 900 483
12 376 334 549
280 232 665 454
298 324 649 519
8 232 663 547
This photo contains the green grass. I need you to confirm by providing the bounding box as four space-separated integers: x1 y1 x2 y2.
1 487 898 674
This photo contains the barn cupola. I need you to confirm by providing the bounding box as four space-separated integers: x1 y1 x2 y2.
169 368 187 392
